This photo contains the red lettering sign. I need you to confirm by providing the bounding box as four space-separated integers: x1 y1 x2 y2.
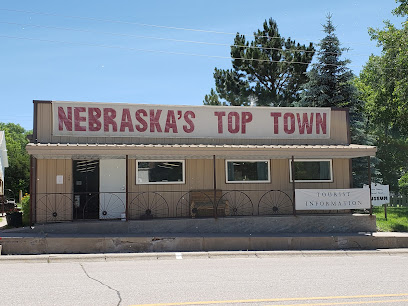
283 113 295 134
297 113 314 134
104 108 117 132
88 107 102 132
58 106 72 131
120 108 134 132
74 107 86 132
183 111 195 133
270 112 281 134
150 109 162 133
316 113 327 134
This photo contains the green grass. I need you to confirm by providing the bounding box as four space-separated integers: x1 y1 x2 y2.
373 206 408 232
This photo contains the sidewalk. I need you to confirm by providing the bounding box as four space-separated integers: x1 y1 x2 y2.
1 218 408 255
1 248 408 263
1 229 408 255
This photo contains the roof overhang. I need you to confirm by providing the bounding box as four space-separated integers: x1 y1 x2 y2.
26 143 377 160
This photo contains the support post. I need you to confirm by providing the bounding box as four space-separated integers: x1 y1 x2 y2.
29 156 37 225
384 204 388 221
126 155 129 221
213 155 217 219
368 156 372 216
291 155 296 216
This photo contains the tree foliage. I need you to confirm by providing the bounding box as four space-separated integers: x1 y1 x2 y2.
355 0 408 191
203 88 226 106
0 123 31 197
207 18 314 107
299 15 372 187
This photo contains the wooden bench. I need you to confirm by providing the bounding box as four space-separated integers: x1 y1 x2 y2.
190 190 229 217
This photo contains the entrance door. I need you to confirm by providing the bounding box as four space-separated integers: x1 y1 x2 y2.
99 159 126 219
73 160 100 219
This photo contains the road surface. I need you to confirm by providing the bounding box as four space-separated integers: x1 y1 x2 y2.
1 252 407 305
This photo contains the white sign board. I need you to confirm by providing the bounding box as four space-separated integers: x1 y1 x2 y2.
295 189 371 210
363 183 390 206
56 175 63 185
52 101 331 139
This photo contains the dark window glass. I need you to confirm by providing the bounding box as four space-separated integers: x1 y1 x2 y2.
137 161 183 184
293 161 331 181
227 161 269 182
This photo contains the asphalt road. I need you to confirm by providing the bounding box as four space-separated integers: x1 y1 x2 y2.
1 252 408 306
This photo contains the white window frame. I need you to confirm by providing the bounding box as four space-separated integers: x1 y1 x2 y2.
289 159 333 183
225 160 271 184
136 160 185 185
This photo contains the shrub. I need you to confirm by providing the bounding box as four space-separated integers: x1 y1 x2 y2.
21 193 30 225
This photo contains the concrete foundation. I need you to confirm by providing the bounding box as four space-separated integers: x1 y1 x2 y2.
1 233 408 255
6 214 377 235
0 214 391 255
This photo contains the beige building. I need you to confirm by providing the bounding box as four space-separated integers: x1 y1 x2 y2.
26 100 376 224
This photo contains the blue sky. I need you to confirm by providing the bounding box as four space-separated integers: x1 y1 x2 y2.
0 0 403 131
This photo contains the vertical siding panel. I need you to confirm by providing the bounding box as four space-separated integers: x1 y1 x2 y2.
36 159 47 223
65 159 73 220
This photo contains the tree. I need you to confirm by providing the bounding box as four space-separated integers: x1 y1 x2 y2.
206 18 314 107
299 15 372 187
299 15 357 109
355 0 408 191
0 123 31 197
203 88 226 106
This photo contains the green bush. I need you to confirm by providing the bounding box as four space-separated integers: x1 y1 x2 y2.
21 194 30 225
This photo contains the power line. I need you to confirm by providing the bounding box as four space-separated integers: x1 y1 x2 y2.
1 21 363 56
1 34 313 63
3 34 400 71
0 7 378 46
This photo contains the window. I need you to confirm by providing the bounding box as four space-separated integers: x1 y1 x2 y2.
226 160 270 183
290 159 333 182
136 160 185 184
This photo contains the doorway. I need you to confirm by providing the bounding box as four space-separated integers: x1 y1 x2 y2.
73 160 100 219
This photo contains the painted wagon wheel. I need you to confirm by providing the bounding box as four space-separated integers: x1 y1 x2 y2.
130 192 169 219
217 191 253 216
258 190 293 215
176 191 214 218
36 194 72 222
99 193 126 219
176 191 191 217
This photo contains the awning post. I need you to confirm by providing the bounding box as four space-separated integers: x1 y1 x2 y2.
291 155 296 216
368 156 372 216
126 155 129 221
213 155 217 219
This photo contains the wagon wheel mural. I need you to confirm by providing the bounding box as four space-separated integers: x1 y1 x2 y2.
176 191 214 218
36 194 73 223
97 193 126 220
258 190 293 215
129 192 169 219
217 191 253 217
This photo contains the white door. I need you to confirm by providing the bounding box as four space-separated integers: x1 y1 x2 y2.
99 159 126 219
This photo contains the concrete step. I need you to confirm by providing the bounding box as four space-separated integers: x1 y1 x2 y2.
1 232 408 255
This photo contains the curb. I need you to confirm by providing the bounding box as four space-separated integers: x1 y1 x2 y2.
1 249 408 263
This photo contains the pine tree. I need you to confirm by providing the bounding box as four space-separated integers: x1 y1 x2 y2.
299 15 373 187
203 88 226 106
299 14 356 108
205 18 314 107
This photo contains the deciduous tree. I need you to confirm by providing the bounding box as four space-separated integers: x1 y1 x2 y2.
0 123 31 197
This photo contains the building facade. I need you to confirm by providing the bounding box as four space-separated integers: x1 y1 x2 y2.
26 100 377 224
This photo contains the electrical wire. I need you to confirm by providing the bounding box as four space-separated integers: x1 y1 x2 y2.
0 34 350 67
0 20 373 56
0 7 379 46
